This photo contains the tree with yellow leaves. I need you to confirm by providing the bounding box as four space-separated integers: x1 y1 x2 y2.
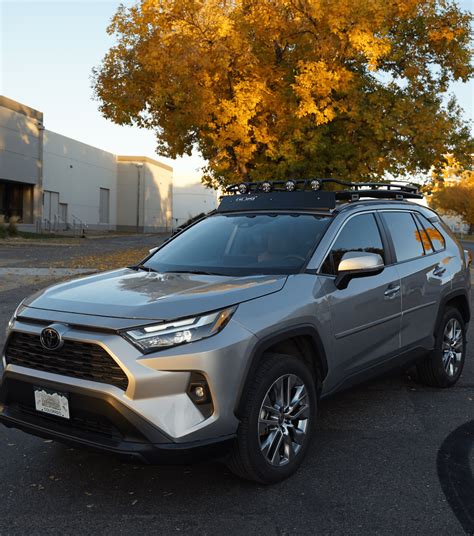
93 0 473 188
428 155 474 234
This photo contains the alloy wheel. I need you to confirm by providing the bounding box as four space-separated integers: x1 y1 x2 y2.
258 374 310 467
442 318 463 377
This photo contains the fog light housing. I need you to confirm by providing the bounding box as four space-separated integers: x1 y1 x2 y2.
238 183 249 194
285 180 296 191
187 372 213 418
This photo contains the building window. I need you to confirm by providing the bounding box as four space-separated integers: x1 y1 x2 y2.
99 188 110 224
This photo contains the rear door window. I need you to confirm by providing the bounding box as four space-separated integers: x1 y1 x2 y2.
413 216 434 255
381 212 425 262
415 214 446 251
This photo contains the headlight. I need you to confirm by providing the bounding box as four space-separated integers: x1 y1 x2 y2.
122 306 237 353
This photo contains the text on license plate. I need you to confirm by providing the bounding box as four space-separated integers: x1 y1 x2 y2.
34 387 70 419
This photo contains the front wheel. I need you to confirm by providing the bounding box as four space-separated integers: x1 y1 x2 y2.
417 307 466 388
227 353 317 484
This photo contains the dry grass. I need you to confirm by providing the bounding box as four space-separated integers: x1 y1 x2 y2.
54 248 149 271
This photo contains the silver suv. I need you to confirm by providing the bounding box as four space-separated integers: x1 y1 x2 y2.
1 180 471 484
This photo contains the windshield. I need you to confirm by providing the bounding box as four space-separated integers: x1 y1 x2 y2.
144 213 331 276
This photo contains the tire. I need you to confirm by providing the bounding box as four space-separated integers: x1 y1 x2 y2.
417 307 466 388
227 352 317 484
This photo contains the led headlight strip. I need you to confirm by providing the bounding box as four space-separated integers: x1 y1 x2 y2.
122 306 237 353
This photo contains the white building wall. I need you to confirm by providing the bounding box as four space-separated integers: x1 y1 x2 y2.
116 157 173 232
116 162 138 230
43 130 117 229
172 183 219 228
1 97 174 233
0 96 43 225
0 102 41 185
143 163 173 232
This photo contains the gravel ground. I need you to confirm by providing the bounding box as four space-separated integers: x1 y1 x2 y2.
0 234 165 269
0 237 472 535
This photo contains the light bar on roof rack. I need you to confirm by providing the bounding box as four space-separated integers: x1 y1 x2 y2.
225 178 423 200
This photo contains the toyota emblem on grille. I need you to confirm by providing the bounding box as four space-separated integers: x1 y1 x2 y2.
40 327 63 351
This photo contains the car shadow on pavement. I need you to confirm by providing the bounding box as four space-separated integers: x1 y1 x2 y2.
437 420 474 535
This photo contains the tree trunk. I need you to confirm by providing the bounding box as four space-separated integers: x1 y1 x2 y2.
469 223 474 235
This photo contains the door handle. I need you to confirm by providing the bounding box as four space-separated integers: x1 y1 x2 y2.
433 265 446 277
384 284 400 298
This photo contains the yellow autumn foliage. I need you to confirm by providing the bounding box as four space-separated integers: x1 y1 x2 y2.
93 0 473 188
428 155 474 233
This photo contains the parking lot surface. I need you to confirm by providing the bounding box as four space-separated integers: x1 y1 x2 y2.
0 237 472 535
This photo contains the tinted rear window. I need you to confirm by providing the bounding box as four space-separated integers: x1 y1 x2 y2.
413 215 434 254
415 213 446 251
382 212 425 262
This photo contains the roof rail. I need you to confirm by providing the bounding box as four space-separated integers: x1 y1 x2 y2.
226 179 423 200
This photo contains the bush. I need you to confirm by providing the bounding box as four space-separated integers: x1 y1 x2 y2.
7 216 19 237
0 216 6 239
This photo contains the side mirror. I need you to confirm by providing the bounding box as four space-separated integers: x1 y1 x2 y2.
148 246 159 255
335 251 384 290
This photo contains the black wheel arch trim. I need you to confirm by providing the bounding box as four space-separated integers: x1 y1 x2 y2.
234 325 328 418
436 288 471 329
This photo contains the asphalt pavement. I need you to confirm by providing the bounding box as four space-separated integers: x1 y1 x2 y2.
0 238 473 535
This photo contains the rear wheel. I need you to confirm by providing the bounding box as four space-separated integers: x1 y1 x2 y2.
417 307 466 388
228 353 317 484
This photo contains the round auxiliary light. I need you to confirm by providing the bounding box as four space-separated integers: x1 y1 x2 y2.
310 179 321 191
261 181 272 193
194 386 206 399
285 180 296 192
238 183 249 194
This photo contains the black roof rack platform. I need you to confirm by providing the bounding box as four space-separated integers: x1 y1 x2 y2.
217 190 336 213
225 178 423 200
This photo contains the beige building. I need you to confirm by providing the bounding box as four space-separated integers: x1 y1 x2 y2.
172 182 219 228
117 156 173 232
0 96 173 233
0 96 43 225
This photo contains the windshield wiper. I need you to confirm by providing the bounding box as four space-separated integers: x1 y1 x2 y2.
132 263 158 273
166 270 225 276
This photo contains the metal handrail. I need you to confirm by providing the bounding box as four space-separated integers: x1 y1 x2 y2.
54 213 69 231
72 214 88 237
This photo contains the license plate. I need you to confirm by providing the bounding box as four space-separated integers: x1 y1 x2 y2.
34 387 70 419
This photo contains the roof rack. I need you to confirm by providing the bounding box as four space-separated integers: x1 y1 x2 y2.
225 178 423 200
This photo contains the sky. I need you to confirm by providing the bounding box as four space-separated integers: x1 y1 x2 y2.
1 0 473 187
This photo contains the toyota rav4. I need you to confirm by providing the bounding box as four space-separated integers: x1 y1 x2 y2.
1 179 471 484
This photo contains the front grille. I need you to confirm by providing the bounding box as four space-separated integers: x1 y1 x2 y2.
5 332 129 391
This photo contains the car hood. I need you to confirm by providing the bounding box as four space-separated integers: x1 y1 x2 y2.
24 268 287 321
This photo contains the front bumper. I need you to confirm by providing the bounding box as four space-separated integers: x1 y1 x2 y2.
0 375 234 463
1 313 258 460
